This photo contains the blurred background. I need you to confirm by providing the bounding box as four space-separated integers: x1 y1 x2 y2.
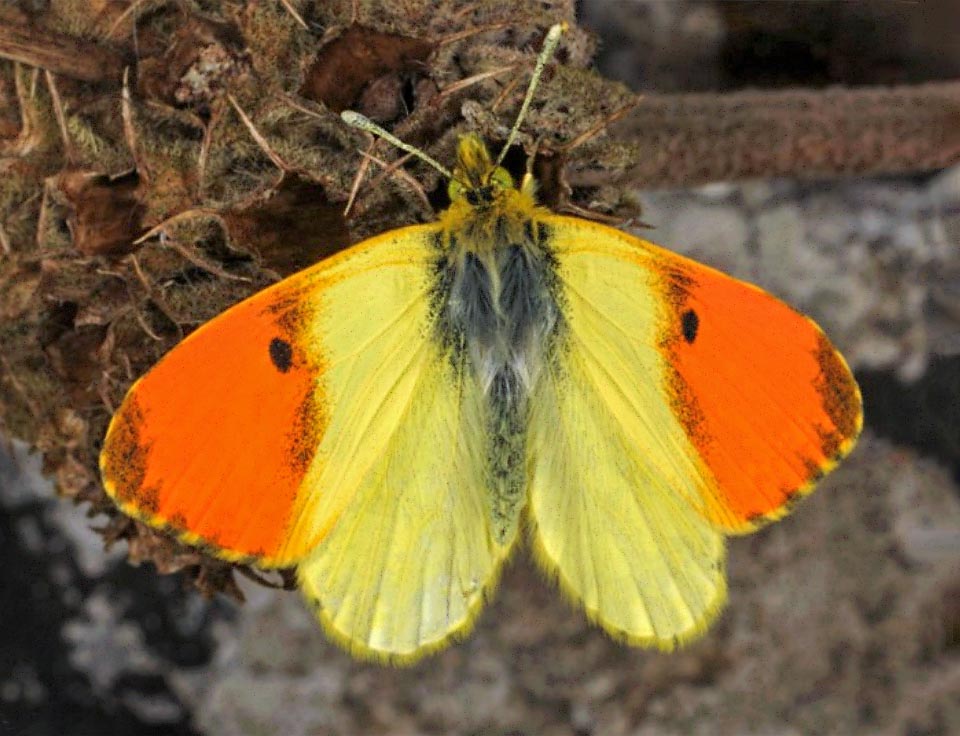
2 1 959 734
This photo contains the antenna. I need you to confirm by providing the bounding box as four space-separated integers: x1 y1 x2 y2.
493 22 567 169
340 111 453 180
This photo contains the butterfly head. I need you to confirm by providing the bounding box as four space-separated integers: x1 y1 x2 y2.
448 133 518 207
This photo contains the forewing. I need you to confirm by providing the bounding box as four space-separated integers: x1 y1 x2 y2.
101 227 498 577
100 245 338 566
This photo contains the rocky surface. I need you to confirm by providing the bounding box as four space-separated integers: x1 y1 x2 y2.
0 441 218 735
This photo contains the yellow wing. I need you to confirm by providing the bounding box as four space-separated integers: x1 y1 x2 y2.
292 225 510 663
528 352 726 648
528 214 860 647
528 217 728 647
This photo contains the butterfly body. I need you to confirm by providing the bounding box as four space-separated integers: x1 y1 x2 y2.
101 131 861 663
432 134 562 544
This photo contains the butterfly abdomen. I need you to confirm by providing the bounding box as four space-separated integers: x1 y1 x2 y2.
433 208 561 544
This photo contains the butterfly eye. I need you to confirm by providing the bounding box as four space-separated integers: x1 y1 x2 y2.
448 178 465 203
489 167 515 190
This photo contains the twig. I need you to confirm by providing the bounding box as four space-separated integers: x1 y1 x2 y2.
364 151 416 194
133 208 223 245
561 101 640 153
121 67 149 184
106 0 162 40
157 233 252 283
278 0 309 29
133 208 249 281
357 149 431 213
97 373 116 415
451 3 481 20
343 140 375 218
197 98 226 197
129 254 183 341
435 65 517 101
436 23 511 47
227 94 288 172
33 179 55 251
490 76 521 113
0 20 127 83
44 71 76 164
0 220 11 255
613 82 960 188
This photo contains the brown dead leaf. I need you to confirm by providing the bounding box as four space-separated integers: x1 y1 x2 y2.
57 169 146 257
222 174 351 276
300 24 434 113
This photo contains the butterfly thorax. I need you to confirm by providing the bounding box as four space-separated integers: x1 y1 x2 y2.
433 134 562 545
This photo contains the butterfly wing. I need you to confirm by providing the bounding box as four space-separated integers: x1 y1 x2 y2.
527 215 861 647
99 245 342 567
101 225 508 660
297 337 502 662
294 232 508 661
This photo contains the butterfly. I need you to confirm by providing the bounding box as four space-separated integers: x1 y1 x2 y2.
99 24 862 663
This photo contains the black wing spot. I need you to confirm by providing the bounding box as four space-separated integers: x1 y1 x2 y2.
269 337 293 372
681 309 699 344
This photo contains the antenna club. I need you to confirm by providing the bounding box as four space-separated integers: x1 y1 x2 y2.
340 110 367 128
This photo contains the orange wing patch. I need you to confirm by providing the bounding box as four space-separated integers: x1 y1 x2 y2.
659 262 862 532
100 280 326 566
